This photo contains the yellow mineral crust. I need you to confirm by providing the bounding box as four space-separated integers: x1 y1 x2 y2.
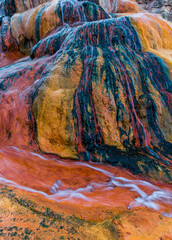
129 13 172 66
9 0 172 159
11 0 61 45
33 54 83 158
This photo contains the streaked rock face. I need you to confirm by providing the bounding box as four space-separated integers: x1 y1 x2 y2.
0 0 172 180
14 0 51 12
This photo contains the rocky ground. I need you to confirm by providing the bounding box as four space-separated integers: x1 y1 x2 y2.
0 185 172 240
0 0 172 239
136 0 172 21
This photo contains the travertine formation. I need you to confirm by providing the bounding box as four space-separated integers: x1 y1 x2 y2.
0 0 172 180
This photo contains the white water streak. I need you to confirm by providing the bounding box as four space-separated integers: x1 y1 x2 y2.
75 162 172 214
0 157 172 217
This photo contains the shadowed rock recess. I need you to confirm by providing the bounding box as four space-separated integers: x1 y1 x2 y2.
0 0 172 181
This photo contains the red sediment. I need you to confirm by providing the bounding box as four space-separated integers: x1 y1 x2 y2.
0 146 171 216
0 51 24 68
0 54 55 148
0 0 172 221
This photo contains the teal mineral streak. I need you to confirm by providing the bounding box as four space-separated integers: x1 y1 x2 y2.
54 17 171 172
30 9 172 176
35 2 51 43
1 0 172 179
0 0 16 19
32 0 111 55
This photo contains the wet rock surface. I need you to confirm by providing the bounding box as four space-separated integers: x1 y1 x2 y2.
1 0 172 180
0 0 172 238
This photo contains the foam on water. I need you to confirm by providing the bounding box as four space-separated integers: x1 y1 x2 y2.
76 162 172 212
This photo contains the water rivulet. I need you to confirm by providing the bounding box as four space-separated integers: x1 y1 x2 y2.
0 0 172 180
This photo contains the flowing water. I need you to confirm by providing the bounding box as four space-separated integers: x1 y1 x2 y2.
0 0 172 221
0 146 172 217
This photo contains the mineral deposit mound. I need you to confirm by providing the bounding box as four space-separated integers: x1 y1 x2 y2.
1 0 172 179
0 0 172 239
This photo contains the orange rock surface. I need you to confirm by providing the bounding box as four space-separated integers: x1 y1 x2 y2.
0 147 172 239
0 0 172 239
